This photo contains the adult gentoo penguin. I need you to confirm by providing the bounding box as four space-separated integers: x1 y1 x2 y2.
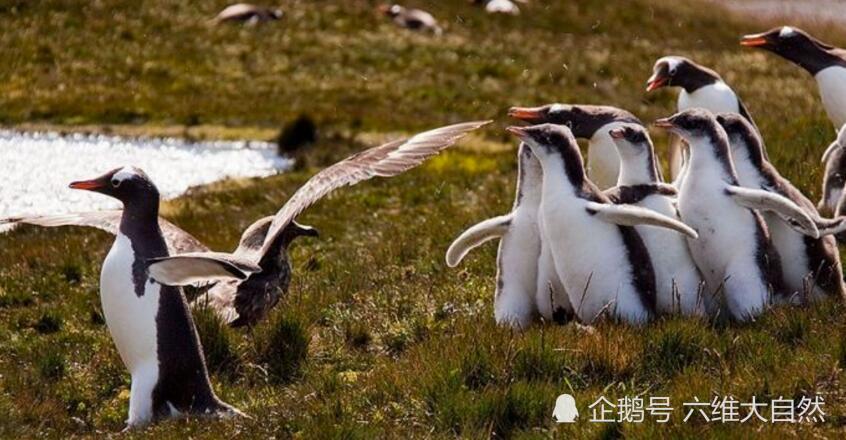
446 144 560 328
144 122 490 325
605 124 705 316
741 26 846 129
68 167 244 428
646 56 760 180
508 104 642 189
820 124 846 214
653 109 818 321
1 122 490 327
716 113 846 301
506 123 699 325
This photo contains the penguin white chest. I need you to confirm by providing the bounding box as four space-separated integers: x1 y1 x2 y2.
815 67 846 128
587 123 627 189
100 234 160 373
678 83 739 114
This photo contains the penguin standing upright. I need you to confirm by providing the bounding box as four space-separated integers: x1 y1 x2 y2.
68 167 244 429
653 109 818 321
508 104 642 189
506 123 699 325
742 26 846 129
446 144 571 327
646 56 760 182
605 124 706 316
716 113 845 302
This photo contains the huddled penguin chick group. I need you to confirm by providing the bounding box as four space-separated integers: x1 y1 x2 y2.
448 25 846 327
450 106 843 327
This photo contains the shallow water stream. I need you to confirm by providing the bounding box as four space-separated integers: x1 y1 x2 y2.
0 130 291 217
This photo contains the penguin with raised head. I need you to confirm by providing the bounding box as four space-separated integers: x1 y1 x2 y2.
446 144 571 327
653 109 819 321
646 56 760 182
819 124 846 215
605 124 706 316
741 26 846 129
716 113 846 301
506 123 699 325
508 104 642 189
67 167 245 429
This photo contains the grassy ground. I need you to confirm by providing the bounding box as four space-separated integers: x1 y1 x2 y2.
1 0 846 438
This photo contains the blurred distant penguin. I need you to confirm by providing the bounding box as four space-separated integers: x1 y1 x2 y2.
742 26 846 129
379 4 443 35
472 0 521 15
214 3 283 25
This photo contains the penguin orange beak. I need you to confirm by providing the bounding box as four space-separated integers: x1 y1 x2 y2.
69 178 108 191
505 126 529 138
508 106 546 124
645 75 667 92
652 118 676 130
740 34 769 47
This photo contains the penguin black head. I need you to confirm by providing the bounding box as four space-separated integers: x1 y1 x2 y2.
69 166 160 208
741 26 839 74
715 113 765 165
507 123 586 189
508 104 640 139
653 108 721 142
609 124 661 182
506 123 577 156
646 56 722 94
608 124 649 149
655 109 735 179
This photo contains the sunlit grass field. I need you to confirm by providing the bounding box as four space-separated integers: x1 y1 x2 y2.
1 0 846 438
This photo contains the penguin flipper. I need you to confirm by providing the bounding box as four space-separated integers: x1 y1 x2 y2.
445 215 512 267
815 216 846 237
147 252 261 286
725 186 820 238
821 139 840 164
585 202 698 239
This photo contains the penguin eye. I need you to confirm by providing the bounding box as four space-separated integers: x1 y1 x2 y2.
111 179 121 188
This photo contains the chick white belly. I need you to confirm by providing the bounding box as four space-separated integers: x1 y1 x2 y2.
541 200 648 324
816 66 846 129
678 188 758 291
100 234 160 374
635 195 703 315
764 211 809 297
495 208 540 328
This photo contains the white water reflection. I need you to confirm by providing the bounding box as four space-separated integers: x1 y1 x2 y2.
0 130 291 217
